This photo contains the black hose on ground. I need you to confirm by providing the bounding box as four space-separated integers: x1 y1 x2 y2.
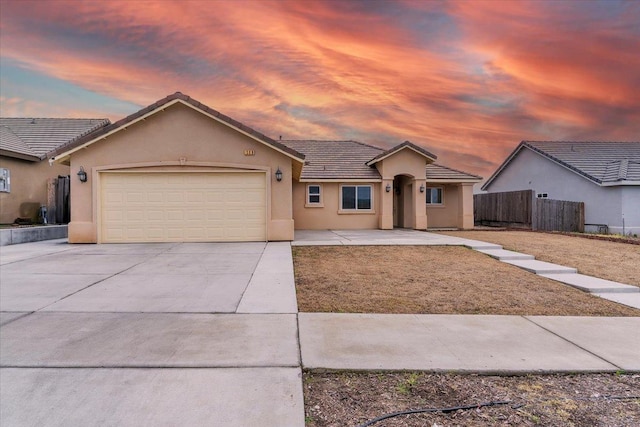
355 400 513 427
354 395 640 427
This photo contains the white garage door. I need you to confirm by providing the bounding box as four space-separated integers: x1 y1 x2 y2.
100 172 266 243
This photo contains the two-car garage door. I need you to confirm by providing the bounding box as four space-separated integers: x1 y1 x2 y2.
100 172 266 243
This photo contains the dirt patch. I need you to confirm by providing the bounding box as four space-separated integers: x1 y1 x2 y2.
304 371 640 427
293 246 638 316
437 230 640 287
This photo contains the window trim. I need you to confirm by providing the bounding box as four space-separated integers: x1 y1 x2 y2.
0 168 10 193
425 186 444 206
305 184 323 207
339 184 374 213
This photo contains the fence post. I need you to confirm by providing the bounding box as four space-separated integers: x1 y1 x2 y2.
531 191 538 231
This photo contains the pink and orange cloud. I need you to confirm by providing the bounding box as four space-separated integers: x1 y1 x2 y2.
1 0 638 178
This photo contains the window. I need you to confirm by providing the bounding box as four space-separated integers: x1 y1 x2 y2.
425 187 442 205
537 193 548 198
341 185 372 210
0 168 9 193
307 184 322 206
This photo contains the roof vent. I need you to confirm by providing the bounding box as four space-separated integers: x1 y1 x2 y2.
618 159 629 180
30 119 36 124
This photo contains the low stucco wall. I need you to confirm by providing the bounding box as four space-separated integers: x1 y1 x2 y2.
0 225 68 246
0 156 70 223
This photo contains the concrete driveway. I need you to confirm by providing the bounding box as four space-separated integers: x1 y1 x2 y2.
0 239 303 426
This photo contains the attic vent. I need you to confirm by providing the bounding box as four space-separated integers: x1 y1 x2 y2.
618 159 629 180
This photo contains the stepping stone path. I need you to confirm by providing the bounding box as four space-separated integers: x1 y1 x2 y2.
467 242 639 310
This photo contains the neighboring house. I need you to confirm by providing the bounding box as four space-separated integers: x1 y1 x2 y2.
482 141 640 235
0 118 110 224
50 92 482 243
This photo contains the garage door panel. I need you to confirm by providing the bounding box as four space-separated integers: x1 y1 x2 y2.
100 172 266 243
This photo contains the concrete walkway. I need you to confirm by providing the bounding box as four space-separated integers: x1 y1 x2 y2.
1 232 639 426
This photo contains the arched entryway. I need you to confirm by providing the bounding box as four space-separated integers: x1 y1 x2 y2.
393 174 414 228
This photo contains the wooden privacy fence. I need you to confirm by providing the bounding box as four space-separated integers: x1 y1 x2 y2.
474 189 584 232
46 175 70 224
535 198 585 232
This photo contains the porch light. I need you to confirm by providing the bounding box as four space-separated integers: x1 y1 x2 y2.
385 183 391 192
77 166 88 183
419 183 425 193
275 167 283 182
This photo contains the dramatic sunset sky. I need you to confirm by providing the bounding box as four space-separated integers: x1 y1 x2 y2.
1 0 639 179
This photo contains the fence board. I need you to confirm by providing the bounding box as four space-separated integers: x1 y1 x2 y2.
474 190 584 232
474 190 533 227
535 199 584 232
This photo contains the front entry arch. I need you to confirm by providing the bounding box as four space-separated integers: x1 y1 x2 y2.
393 175 414 228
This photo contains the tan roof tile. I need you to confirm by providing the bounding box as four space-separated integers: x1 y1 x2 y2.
282 140 383 180
0 118 109 161
426 163 482 181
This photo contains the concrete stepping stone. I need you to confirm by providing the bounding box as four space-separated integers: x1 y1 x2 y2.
503 259 577 274
540 273 639 294
477 248 535 261
594 293 640 310
460 239 502 250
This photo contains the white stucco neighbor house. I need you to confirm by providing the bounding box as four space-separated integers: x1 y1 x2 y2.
482 141 640 235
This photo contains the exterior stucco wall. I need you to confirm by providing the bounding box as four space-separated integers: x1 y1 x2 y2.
67 103 295 243
425 184 459 228
485 147 629 232
620 186 640 235
292 181 380 229
0 156 69 223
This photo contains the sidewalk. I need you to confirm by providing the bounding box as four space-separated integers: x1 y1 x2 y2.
299 313 640 372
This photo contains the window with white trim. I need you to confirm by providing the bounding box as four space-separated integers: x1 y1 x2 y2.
425 187 443 205
307 184 322 206
0 168 10 193
341 185 372 210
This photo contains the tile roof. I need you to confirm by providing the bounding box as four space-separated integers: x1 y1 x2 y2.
50 92 305 162
0 126 37 160
282 139 481 182
367 140 437 165
426 163 482 181
523 141 640 184
0 117 110 161
483 141 640 189
282 140 383 180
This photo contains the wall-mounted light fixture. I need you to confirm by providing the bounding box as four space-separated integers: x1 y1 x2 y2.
275 167 283 182
419 183 425 193
385 183 391 193
77 166 88 183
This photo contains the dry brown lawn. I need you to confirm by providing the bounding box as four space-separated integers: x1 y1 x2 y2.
437 230 640 287
292 246 638 316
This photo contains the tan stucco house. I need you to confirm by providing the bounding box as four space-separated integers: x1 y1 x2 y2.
50 92 481 243
0 118 109 224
